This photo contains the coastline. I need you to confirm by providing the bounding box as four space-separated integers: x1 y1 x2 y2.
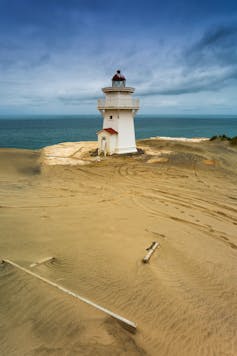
150 136 209 142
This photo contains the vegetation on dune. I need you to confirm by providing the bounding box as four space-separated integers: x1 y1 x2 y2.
210 135 237 146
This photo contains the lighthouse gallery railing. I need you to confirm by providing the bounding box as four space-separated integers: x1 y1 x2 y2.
97 98 139 109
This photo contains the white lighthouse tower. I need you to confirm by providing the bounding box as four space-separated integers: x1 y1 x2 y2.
97 70 140 155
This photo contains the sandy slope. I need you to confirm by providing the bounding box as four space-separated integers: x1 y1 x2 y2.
0 139 237 356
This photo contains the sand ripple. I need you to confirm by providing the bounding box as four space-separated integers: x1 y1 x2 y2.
0 140 237 355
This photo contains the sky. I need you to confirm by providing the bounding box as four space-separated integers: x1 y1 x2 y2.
0 0 237 115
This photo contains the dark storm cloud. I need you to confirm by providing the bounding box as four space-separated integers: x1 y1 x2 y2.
139 67 237 96
186 25 237 65
138 24 237 97
195 26 237 48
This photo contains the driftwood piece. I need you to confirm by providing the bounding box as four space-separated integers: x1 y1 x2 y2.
143 242 160 263
30 256 55 268
2 259 137 333
146 241 156 251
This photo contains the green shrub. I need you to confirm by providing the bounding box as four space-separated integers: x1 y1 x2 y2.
210 134 230 141
230 136 237 146
210 135 237 145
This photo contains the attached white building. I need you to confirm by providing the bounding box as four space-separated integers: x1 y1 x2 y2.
97 70 140 155
97 128 118 156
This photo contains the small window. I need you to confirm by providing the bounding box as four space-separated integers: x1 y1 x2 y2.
109 115 113 120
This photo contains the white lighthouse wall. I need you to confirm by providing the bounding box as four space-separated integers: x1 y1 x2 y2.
116 110 137 153
102 110 119 132
102 110 137 154
111 134 117 154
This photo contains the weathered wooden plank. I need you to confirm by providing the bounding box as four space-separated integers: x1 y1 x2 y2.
2 259 136 333
30 256 55 268
143 242 160 263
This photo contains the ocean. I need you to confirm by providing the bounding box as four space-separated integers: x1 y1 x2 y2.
0 114 237 149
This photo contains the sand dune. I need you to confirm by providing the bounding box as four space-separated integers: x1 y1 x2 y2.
0 138 237 355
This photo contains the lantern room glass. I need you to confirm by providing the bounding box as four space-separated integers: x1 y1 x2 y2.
112 79 126 88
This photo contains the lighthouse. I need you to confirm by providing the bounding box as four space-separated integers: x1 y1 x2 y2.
97 70 140 155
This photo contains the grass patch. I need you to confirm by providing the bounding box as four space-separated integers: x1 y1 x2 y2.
210 135 237 146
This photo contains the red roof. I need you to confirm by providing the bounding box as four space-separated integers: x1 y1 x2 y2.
112 74 126 81
112 70 126 81
97 128 118 135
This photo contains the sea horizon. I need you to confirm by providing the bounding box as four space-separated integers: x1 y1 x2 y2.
0 114 237 150
1 113 237 119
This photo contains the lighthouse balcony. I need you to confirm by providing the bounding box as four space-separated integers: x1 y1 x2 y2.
97 98 139 110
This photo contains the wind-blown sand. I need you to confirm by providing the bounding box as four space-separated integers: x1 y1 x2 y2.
0 138 237 356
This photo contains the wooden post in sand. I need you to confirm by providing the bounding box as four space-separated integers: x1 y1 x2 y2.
2 259 137 333
143 242 160 263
